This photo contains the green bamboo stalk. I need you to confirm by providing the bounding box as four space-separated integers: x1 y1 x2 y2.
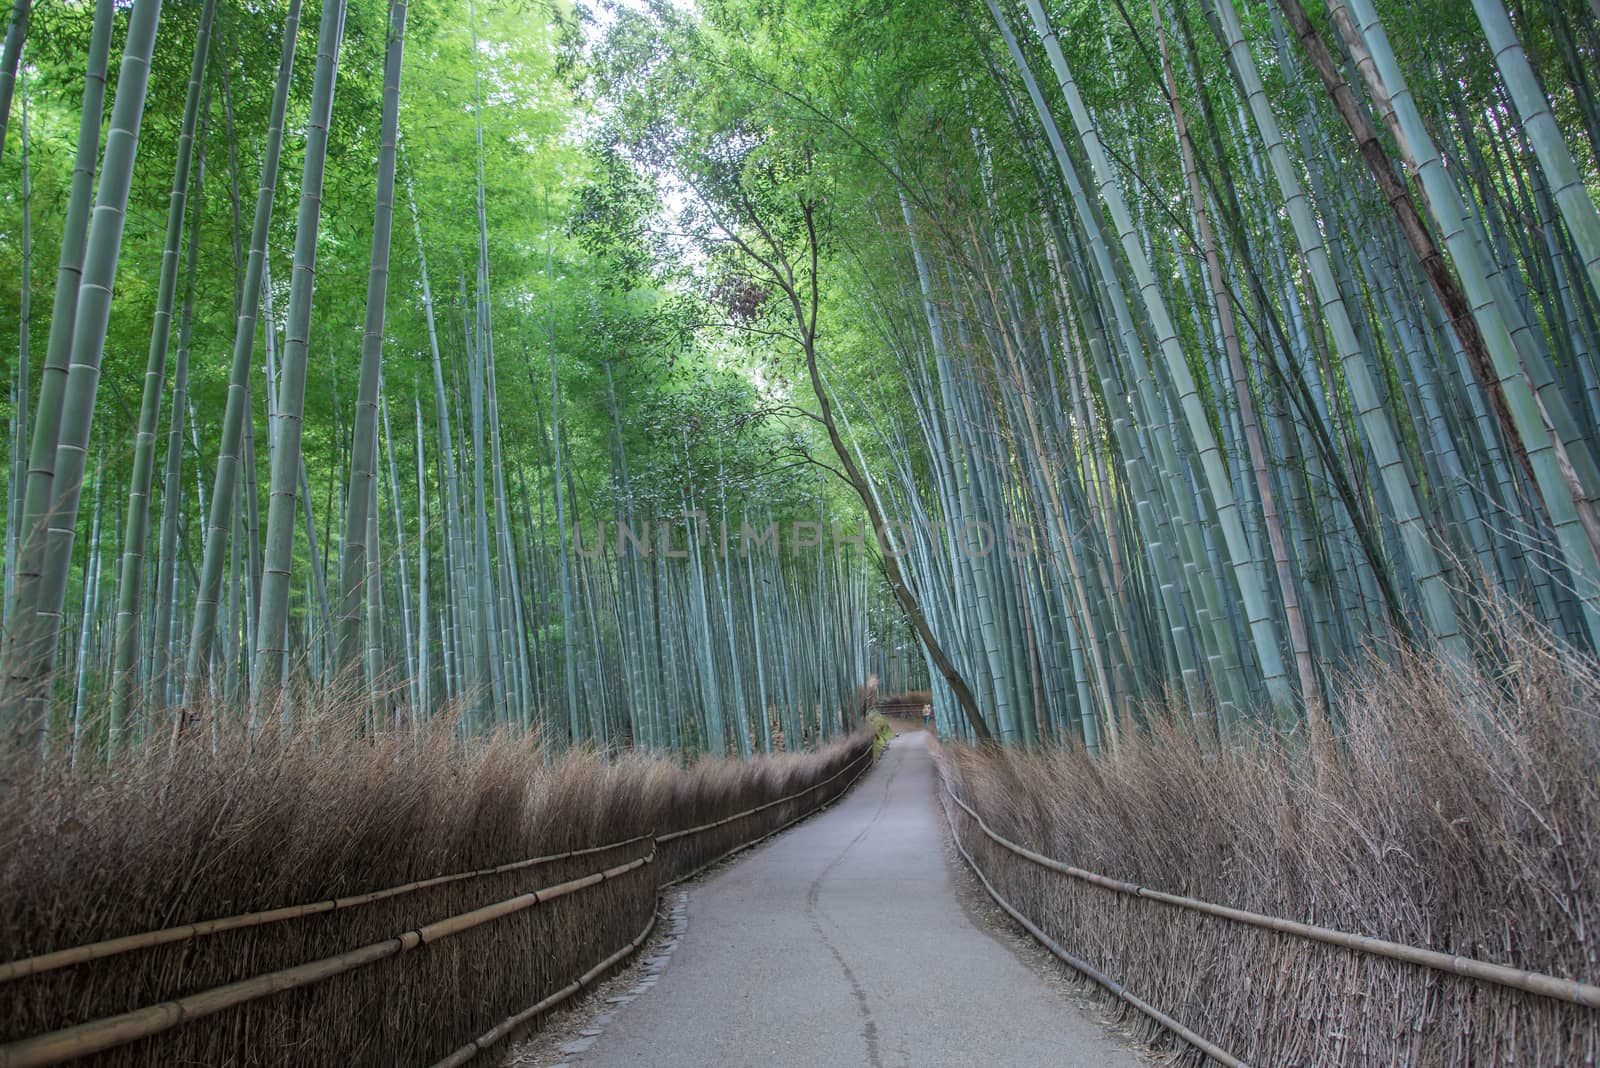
150 126 209 719
363 459 383 721
106 0 217 743
6 0 166 742
253 0 349 705
378 385 419 721
4 68 31 636
549 238 579 744
335 0 408 675
69 451 104 768
184 0 302 701
404 161 471 710
1 0 112 731
413 397 430 722
224 482 242 707
0 0 28 162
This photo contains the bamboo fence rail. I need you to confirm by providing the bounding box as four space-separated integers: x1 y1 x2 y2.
0 835 655 983
0 854 653 1068
427 907 660 1068
942 782 1600 1010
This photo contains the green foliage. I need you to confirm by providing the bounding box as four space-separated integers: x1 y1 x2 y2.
868 710 892 757
3 0 1598 755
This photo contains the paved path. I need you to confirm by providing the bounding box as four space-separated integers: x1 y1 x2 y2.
566 732 1140 1067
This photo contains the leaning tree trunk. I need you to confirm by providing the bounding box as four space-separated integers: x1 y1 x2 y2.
789 202 994 743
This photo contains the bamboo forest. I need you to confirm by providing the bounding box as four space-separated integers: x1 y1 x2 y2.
1 0 1598 1064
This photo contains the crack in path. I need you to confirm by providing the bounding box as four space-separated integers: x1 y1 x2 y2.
803 749 899 1068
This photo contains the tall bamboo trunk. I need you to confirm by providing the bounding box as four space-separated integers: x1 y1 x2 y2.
184 0 303 702
253 0 350 708
4 0 166 743
0 0 29 162
1155 0 1327 749
106 0 217 744
335 0 408 682
1 0 113 734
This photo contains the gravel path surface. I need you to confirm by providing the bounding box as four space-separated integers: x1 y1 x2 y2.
538 731 1142 1068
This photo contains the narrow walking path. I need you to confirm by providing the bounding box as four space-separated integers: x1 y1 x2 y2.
559 732 1141 1067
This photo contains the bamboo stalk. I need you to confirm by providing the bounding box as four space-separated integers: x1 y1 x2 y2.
335 0 408 676
105 0 217 741
252 0 349 703
1 0 115 733
0 0 29 162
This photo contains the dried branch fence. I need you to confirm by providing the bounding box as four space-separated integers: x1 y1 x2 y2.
0 743 873 1068
938 770 1600 1066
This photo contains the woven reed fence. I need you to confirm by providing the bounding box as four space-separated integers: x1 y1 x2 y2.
0 740 873 1068
936 757 1600 1067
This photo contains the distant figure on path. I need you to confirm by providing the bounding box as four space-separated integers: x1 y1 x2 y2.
922 703 933 731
